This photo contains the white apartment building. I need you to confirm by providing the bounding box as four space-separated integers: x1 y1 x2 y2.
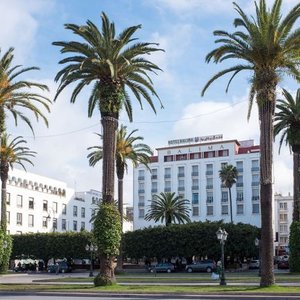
133 135 262 230
3 168 101 234
274 193 293 253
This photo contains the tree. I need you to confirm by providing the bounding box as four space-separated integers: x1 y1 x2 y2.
144 192 191 227
201 0 300 286
0 134 36 232
0 47 51 137
53 12 163 285
88 125 153 269
274 88 300 222
219 164 238 223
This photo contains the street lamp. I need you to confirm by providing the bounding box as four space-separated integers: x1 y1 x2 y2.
85 243 98 277
216 227 228 286
255 237 261 276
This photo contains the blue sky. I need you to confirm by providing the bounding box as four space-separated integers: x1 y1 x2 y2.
1 0 298 203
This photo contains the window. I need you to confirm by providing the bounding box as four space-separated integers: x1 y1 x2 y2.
207 206 213 216
206 177 213 189
279 214 288 222
6 193 10 205
53 218 57 230
73 206 78 217
151 168 158 180
16 213 22 225
62 204 67 215
73 220 78 231
221 162 227 169
221 191 228 202
218 150 229 157
192 178 199 190
206 164 213 175
28 214 34 227
178 166 185 177
192 193 199 205
43 200 48 211
221 205 228 215
236 175 243 187
236 191 243 202
7 211 10 224
279 224 288 233
138 195 145 206
279 236 288 244
139 209 145 218
252 189 259 201
236 161 243 172
237 204 244 215
42 216 48 228
251 160 259 171
164 168 171 178
279 202 288 210
252 174 259 186
252 203 260 214
192 165 199 176
81 207 85 218
192 206 199 216
138 182 145 193
62 219 66 230
190 152 201 160
164 181 171 192
151 181 158 193
53 202 58 213
164 155 173 162
178 179 185 190
207 192 213 203
17 195 23 208
28 197 34 209
81 222 85 230
138 169 145 180
176 154 187 161
91 209 96 218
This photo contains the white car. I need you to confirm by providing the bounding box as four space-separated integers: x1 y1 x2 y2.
249 260 260 269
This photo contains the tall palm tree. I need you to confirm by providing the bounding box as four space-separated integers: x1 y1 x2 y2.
0 133 36 231
144 192 191 227
0 47 51 137
53 13 162 283
201 0 300 286
274 88 300 221
219 164 238 223
87 125 153 226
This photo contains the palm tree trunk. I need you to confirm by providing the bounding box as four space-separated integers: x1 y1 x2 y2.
257 74 276 287
117 176 123 270
229 187 233 223
293 151 300 221
0 164 8 232
101 116 118 203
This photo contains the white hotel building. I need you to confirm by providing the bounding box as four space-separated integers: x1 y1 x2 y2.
133 135 262 230
3 168 101 234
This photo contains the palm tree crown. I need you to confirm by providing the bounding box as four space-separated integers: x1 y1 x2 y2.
144 192 191 227
219 165 238 189
0 47 51 135
53 12 163 120
274 88 300 153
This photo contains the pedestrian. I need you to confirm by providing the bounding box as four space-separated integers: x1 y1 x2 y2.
55 262 59 275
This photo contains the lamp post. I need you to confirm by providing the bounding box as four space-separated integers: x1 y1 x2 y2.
85 243 98 277
216 227 228 286
255 237 261 276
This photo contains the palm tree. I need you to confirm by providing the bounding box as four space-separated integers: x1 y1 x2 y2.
274 88 300 222
201 0 300 286
0 47 51 137
53 13 162 283
144 192 191 227
0 133 36 231
219 165 238 223
87 125 153 226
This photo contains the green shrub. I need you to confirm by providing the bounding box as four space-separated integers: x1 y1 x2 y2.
289 221 300 272
0 232 12 273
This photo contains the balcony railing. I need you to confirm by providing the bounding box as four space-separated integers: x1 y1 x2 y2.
138 176 145 181
206 185 213 189
178 186 185 191
138 189 145 194
236 182 244 187
178 173 185 178
191 172 199 177
151 175 158 180
251 182 259 186
164 187 171 192
251 167 259 172
138 202 145 207
151 188 158 193
206 170 213 175
252 196 259 201
191 185 199 190
164 174 171 179
206 198 213 203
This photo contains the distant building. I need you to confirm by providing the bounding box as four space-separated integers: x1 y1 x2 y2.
274 193 293 254
133 135 262 230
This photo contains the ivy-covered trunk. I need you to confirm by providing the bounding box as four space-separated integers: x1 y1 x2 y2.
0 163 8 232
257 70 277 287
293 150 300 222
229 187 233 223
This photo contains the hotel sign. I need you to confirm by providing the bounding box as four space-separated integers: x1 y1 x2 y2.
168 134 223 146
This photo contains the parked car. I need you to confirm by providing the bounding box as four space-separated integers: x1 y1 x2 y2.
47 261 72 273
249 260 260 269
185 260 216 273
149 262 175 273
278 260 289 269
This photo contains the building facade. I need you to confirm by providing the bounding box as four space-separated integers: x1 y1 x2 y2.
3 168 101 234
133 135 262 230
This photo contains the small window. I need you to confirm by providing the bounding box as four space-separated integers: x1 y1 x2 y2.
43 200 48 212
62 204 67 215
53 202 58 213
73 220 78 231
28 214 34 227
252 203 260 214
192 206 199 216
42 216 48 228
16 213 22 225
7 211 10 224
28 197 34 209
81 207 85 218
6 193 10 206
17 195 23 208
81 222 85 230
73 206 78 217
62 219 66 230
237 204 244 215
207 206 213 216
221 205 228 215
53 218 57 230
139 209 145 218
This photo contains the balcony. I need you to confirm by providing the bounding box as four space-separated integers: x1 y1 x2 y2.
206 198 213 203
151 175 158 180
178 186 185 191
206 185 213 189
138 189 145 194
191 185 199 191
164 174 171 179
251 167 259 172
206 170 213 175
221 198 228 203
138 176 145 181
138 202 145 207
164 187 171 192
178 173 185 178
252 196 259 201
191 172 199 177
151 188 158 193
237 168 243 173
251 182 259 187
236 197 244 202
236 182 244 187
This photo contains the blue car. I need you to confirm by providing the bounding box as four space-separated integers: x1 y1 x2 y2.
149 262 175 273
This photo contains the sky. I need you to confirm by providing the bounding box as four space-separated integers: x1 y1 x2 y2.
1 0 298 205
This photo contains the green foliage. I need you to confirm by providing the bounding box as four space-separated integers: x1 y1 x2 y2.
123 221 260 261
11 231 92 263
289 221 300 272
94 273 116 286
0 232 12 273
93 203 121 256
